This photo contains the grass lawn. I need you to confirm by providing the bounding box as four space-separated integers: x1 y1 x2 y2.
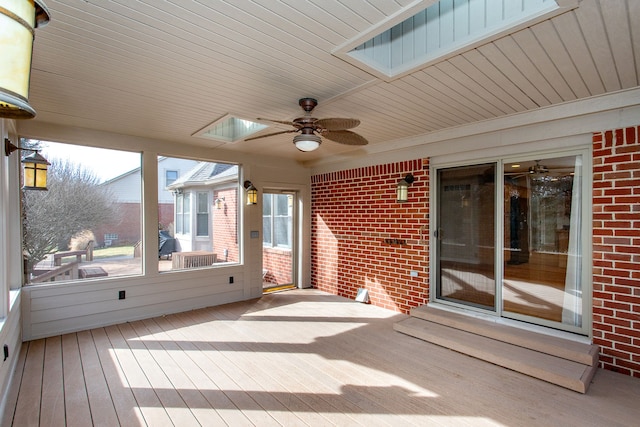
93 245 134 259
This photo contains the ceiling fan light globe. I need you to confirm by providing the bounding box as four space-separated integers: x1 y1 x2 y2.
293 134 321 152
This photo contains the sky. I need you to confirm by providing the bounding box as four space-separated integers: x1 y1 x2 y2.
36 140 141 183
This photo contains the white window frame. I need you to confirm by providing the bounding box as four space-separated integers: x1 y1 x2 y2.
165 169 178 187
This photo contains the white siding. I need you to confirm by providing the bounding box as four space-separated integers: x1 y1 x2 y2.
157 157 200 203
14 127 311 341
103 157 199 203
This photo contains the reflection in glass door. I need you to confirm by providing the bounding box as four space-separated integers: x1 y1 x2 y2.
436 164 496 311
503 155 583 330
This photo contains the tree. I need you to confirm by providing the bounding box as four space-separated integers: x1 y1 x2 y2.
22 159 119 270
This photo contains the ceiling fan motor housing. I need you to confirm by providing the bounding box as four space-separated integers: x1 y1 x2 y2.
299 98 318 112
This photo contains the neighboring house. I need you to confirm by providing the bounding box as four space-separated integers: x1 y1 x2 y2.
94 157 199 247
167 162 239 262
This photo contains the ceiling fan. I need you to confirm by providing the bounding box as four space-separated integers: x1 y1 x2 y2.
244 98 368 152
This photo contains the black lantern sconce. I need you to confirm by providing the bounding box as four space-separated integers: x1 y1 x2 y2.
396 173 415 203
0 1 51 119
243 180 257 205
4 138 50 190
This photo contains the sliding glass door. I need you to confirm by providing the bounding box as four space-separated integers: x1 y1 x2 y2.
434 153 588 334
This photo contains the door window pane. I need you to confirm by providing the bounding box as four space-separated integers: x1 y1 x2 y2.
263 193 272 246
436 164 496 310
263 193 292 249
274 194 292 248
503 155 583 327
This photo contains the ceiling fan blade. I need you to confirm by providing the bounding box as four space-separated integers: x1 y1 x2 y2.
256 118 298 127
316 118 360 131
322 130 368 146
244 129 297 141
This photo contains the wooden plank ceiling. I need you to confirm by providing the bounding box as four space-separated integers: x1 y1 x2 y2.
25 0 639 164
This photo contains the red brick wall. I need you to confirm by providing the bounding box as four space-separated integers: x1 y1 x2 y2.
92 202 141 246
311 159 429 313
263 247 292 285
158 202 174 231
95 202 172 247
592 125 640 377
212 188 239 263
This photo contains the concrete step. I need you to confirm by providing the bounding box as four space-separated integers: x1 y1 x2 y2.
394 309 599 393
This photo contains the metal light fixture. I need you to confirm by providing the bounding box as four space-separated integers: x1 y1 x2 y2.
293 129 321 152
215 196 225 209
0 0 51 119
243 180 257 205
5 138 50 190
396 173 415 203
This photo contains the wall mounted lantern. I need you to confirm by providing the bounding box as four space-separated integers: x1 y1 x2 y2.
243 180 257 205
396 173 415 203
0 0 51 119
215 196 225 210
5 138 50 190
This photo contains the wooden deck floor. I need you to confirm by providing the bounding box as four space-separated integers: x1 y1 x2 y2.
3 289 639 426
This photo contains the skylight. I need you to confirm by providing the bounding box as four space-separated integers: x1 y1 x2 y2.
333 0 579 81
193 114 267 143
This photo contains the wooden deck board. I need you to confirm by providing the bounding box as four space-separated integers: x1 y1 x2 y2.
61 333 92 427
4 289 640 426
175 313 302 425
89 327 144 427
128 319 227 426
116 322 201 427
13 339 45 426
200 306 368 426
1 343 28 427
75 330 120 427
201 303 390 424
203 310 369 426
163 311 286 426
41 336 65 426
102 324 173 426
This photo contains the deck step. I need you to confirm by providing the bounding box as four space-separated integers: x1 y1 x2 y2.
410 305 599 366
394 307 599 393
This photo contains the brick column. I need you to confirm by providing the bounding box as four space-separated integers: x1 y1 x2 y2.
592 125 640 377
